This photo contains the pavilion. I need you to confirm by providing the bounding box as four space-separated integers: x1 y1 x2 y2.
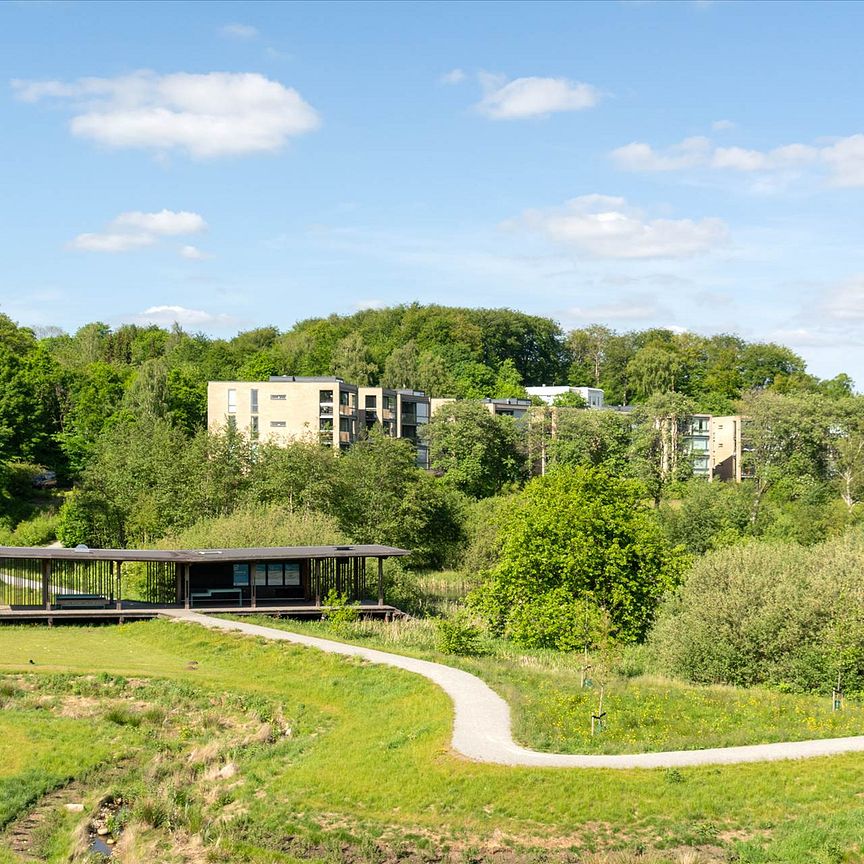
0 544 409 620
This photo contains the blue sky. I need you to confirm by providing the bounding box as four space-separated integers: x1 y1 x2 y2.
3 0 864 384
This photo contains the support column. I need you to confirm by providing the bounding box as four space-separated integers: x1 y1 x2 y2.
184 564 191 609
250 562 256 608
377 557 384 607
314 560 320 607
115 561 122 611
42 559 51 610
175 563 183 606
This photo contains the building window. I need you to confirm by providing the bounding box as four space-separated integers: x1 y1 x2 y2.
339 417 353 433
271 394 287 401
284 562 301 586
227 388 237 413
339 390 351 406
365 395 377 409
250 389 259 413
254 563 267 586
319 389 333 404
232 564 249 587
383 395 395 411
250 415 259 439
270 421 287 428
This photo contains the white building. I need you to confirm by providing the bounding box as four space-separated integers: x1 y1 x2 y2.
525 386 605 409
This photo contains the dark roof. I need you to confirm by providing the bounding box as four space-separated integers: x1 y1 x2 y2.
0 544 410 563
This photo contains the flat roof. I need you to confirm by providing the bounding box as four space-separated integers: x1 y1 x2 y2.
0 544 411 563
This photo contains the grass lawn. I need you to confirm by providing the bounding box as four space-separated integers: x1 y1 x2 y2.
0 620 864 863
233 615 864 755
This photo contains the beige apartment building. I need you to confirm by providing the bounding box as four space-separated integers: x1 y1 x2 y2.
682 414 743 482
208 376 359 449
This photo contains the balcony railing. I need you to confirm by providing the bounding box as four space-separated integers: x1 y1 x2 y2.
339 405 356 416
339 431 352 443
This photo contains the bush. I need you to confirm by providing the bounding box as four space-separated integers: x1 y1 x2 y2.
504 588 609 652
56 490 124 548
9 511 58 546
650 532 864 693
321 589 360 635
471 466 687 644
435 615 483 655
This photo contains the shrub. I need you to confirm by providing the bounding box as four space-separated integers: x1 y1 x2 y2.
471 466 687 644
504 588 609 652
10 511 58 546
436 615 483 655
650 532 864 693
321 589 360 635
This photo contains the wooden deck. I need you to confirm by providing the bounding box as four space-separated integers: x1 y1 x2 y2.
0 601 404 626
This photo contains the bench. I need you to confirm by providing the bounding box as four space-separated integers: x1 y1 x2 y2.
54 594 112 610
190 588 243 608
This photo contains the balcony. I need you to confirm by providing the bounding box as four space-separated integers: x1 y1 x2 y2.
339 431 352 443
339 404 356 417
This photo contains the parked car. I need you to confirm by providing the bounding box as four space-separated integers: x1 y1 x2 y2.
31 471 57 489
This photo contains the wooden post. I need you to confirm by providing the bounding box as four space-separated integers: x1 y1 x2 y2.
115 561 122 611
377 557 384 607
184 564 191 610
42 559 51 610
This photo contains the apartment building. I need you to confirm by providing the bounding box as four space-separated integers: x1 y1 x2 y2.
207 377 359 450
482 398 531 419
682 414 743 481
358 386 431 468
525 386 605 408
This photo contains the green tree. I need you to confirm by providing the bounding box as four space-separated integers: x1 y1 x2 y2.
381 340 421 390
547 408 631 474
628 392 697 505
471 466 686 643
626 344 685 400
332 332 378 385
427 401 524 498
493 358 527 399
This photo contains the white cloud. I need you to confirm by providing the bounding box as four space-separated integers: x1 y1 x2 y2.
68 232 156 253
440 68 466 85
220 23 259 40
511 194 727 259
136 305 236 327
821 135 864 187
113 209 207 236
69 209 206 253
611 132 864 187
179 245 209 260
12 70 320 158
475 73 601 119
823 276 864 320
611 136 710 171
712 119 736 131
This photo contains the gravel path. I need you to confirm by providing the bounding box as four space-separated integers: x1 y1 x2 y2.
164 610 864 769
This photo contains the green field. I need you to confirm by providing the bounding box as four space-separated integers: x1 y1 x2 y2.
234 614 864 755
1 620 864 863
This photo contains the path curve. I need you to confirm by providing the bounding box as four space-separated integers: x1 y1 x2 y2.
163 610 864 769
